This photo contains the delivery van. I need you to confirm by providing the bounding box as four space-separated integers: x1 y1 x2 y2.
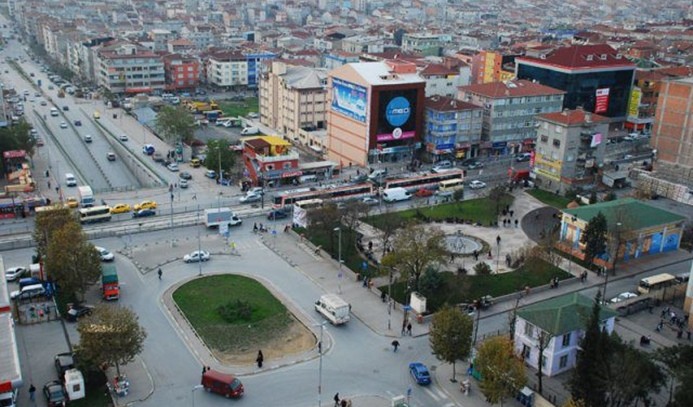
382 187 411 203
201 369 244 398
65 173 77 187
315 294 351 325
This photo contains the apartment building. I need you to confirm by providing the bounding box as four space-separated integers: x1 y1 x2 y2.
424 96 483 161
242 136 301 187
162 54 200 91
470 50 517 85
533 109 608 193
419 63 470 98
205 51 248 88
401 33 449 57
259 61 328 142
458 80 565 157
652 77 693 169
96 41 165 94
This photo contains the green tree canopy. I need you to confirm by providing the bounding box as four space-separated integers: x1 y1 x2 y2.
476 335 527 405
76 305 147 376
33 206 77 259
655 345 693 407
580 211 607 265
44 221 102 299
381 223 448 291
0 120 35 162
429 305 473 380
155 105 195 144
203 139 236 176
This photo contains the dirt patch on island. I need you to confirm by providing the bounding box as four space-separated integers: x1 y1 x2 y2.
211 316 317 365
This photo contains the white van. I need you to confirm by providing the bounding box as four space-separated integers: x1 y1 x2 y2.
368 168 388 181
50 107 59 117
299 174 317 184
65 173 77 187
382 187 412 203
315 294 350 325
10 283 45 300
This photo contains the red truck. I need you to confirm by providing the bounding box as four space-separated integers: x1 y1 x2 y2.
101 264 119 300
509 169 530 183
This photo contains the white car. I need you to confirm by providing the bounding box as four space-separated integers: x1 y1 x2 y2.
5 266 28 281
239 193 262 204
94 246 114 262
609 292 638 304
119 134 128 141
167 163 179 172
184 250 210 263
469 180 487 189
362 197 379 206
59 122 68 129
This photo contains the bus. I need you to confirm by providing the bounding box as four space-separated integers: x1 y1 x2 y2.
637 273 677 295
273 184 375 208
438 178 465 192
78 205 112 224
383 170 464 192
294 199 324 210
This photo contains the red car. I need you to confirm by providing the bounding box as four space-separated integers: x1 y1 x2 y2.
414 188 434 198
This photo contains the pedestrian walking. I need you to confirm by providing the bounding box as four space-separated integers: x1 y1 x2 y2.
47 180 51 189
158 268 162 280
515 219 519 228
334 393 340 406
407 322 412 336
202 366 207 375
256 350 264 368
29 384 36 401
391 340 400 352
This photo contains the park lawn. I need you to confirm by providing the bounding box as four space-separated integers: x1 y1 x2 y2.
296 227 373 277
526 189 572 209
219 98 259 118
173 275 291 352
386 261 570 312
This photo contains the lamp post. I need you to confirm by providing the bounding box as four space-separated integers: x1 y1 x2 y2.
191 384 203 407
387 266 393 331
334 227 342 294
496 235 501 273
315 321 327 407
197 204 202 276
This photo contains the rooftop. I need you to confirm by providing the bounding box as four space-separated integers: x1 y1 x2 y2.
517 44 636 71
337 62 425 86
425 95 482 112
538 109 608 126
517 293 618 336
459 80 565 99
562 198 686 230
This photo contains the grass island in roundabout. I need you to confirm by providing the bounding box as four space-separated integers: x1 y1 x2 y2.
172 274 316 364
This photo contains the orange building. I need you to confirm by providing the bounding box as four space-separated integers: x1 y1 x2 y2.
162 53 200 91
652 77 693 169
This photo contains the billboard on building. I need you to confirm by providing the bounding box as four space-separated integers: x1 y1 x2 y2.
375 89 418 142
595 88 610 114
331 78 367 123
627 87 642 120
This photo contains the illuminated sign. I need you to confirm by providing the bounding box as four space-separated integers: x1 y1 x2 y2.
595 88 610 114
375 89 418 142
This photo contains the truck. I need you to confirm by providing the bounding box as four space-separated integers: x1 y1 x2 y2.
101 264 119 300
77 186 94 208
315 294 350 325
204 208 242 228
509 169 530 184
241 126 259 135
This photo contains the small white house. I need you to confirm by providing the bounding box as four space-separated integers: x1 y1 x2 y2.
513 293 618 377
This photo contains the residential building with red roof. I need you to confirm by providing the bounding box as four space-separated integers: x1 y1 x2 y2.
457 80 565 157
533 108 609 193
515 44 636 120
161 53 199 91
424 96 483 161
96 40 165 94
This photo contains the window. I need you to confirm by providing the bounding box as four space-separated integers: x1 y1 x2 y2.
562 333 571 347
283 162 292 169
540 135 549 143
553 139 561 148
559 355 568 368
555 126 562 133
522 344 531 359
524 323 534 337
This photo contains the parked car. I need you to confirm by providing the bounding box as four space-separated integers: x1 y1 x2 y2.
54 353 75 379
267 210 288 220
94 246 114 261
166 162 179 172
205 170 217 179
414 188 434 198
4 266 28 281
132 209 156 218
409 362 431 385
43 380 67 407
66 304 94 322
134 200 157 211
179 171 192 180
110 203 131 214
609 292 638 304
362 196 379 206
469 180 487 189
184 250 210 263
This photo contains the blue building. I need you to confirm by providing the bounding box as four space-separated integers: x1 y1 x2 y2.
424 95 483 161
245 51 277 89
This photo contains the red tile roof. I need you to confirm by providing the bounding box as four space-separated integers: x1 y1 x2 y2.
419 63 457 77
517 44 636 71
538 109 608 126
425 96 482 112
459 80 565 98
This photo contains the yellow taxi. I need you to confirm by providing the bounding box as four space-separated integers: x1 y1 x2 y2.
110 203 132 214
66 197 79 208
134 200 157 211
190 158 201 168
93 111 101 119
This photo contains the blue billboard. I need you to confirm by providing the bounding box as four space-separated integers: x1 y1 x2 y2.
331 78 367 123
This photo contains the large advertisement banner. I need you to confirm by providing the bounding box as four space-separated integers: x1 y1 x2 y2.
595 88 610 114
375 89 418 142
627 87 641 120
331 78 367 123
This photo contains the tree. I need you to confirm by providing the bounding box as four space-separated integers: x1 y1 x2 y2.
535 330 553 395
569 291 610 407
381 224 448 292
487 186 506 219
203 139 236 176
33 206 77 259
429 305 473 380
44 222 102 299
308 204 342 252
476 336 527 405
580 211 607 266
155 105 195 144
655 345 693 407
0 120 35 159
375 211 401 257
603 335 664 407
76 305 147 376
340 200 369 244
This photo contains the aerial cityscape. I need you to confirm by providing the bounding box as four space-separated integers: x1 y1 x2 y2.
0 0 692 407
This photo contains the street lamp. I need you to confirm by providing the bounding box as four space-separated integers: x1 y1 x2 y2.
496 235 501 273
314 321 327 407
333 227 342 294
197 204 202 276
387 266 393 331
191 384 203 407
